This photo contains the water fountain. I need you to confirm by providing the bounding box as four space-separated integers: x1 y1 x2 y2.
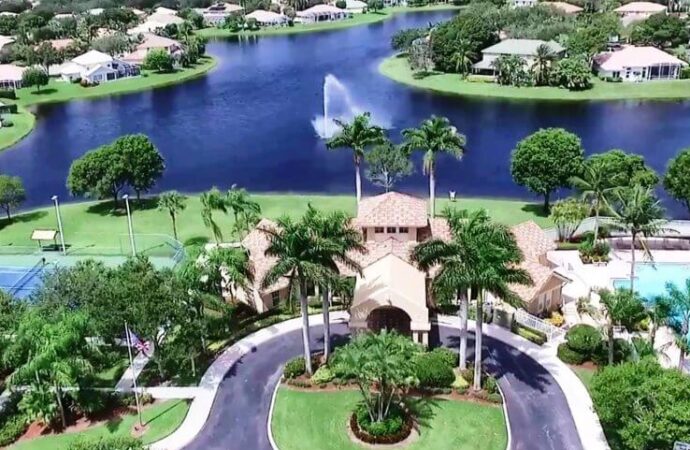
312 74 391 139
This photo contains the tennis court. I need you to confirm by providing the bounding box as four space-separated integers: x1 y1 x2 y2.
0 260 46 299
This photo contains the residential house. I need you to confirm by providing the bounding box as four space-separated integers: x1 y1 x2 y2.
44 38 74 51
122 33 183 66
245 10 289 26
614 1 666 25
128 12 184 35
472 38 565 74
594 45 687 81
511 0 538 7
541 1 583 14
333 0 367 13
296 4 350 23
232 191 568 345
0 35 14 52
153 6 178 15
0 64 25 89
59 50 137 83
195 3 244 26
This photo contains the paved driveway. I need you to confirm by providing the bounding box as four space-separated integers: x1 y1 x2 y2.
183 322 583 450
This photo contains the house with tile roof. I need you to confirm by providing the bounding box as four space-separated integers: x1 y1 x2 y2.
594 46 687 82
231 191 568 344
614 1 666 25
472 39 565 75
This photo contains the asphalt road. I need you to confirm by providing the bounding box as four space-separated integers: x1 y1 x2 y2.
183 322 583 450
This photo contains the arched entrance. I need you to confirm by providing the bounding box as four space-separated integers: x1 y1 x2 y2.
366 306 411 337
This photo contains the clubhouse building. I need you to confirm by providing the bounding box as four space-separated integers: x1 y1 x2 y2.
234 192 567 345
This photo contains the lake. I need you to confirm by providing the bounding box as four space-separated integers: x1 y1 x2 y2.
1 9 689 217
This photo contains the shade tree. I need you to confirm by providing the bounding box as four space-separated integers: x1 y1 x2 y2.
664 148 690 216
21 66 49 92
364 140 413 192
0 174 26 221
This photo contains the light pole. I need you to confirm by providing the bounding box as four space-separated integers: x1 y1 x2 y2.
51 195 66 254
123 194 136 256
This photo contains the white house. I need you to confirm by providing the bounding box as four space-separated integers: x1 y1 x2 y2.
541 1 583 14
472 39 565 74
335 0 367 13
128 13 185 34
0 64 25 89
59 50 137 83
196 3 244 26
511 0 538 7
153 6 178 15
614 1 666 25
245 9 289 26
296 4 350 23
594 46 687 81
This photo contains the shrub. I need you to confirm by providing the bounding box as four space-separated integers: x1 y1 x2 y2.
486 392 503 403
578 240 610 264
482 375 498 394
557 343 586 365
547 311 565 328
0 89 15 99
335 0 346 8
415 353 455 388
0 414 27 447
284 357 306 379
429 347 457 368
67 436 145 450
681 66 690 79
592 339 633 366
311 366 334 385
1 118 13 127
514 323 547 346
354 403 405 437
460 368 474 386
452 373 469 389
565 324 602 358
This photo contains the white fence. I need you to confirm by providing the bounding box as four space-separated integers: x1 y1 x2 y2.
515 309 565 341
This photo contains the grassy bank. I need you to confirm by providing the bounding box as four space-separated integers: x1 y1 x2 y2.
197 5 461 38
0 105 36 152
379 54 690 101
0 193 552 250
271 388 508 450
10 400 189 450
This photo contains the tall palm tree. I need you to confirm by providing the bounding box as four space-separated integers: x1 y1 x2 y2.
647 295 672 348
226 185 261 239
200 187 228 244
326 112 386 204
531 43 555 86
451 40 476 77
411 208 490 370
663 279 690 369
569 163 617 242
402 116 466 217
157 191 186 241
599 289 646 365
610 185 667 292
304 208 365 360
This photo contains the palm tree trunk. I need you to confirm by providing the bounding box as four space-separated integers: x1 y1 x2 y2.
649 320 657 347
55 383 66 429
473 291 484 391
429 167 436 218
322 287 330 361
171 213 178 240
630 232 636 293
459 289 468 370
355 159 362 205
300 279 313 375
543 192 550 214
593 201 599 242
607 324 614 366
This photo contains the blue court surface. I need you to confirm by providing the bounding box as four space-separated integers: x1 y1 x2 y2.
0 263 45 299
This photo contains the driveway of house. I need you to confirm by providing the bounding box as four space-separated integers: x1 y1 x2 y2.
182 322 582 450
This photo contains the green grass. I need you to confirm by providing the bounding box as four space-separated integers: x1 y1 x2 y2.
10 400 190 450
572 366 596 391
0 105 36 152
271 388 507 450
91 349 130 388
197 5 461 38
0 194 552 251
379 55 690 101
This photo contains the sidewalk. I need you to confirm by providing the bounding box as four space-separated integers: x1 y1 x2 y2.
115 350 150 391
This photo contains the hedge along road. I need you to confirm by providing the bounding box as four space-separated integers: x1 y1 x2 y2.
181 321 584 450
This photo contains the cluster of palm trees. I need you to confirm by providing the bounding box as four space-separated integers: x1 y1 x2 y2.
327 113 465 217
200 185 261 244
492 43 557 87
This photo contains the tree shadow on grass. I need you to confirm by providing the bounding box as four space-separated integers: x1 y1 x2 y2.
521 203 549 218
30 88 58 96
145 400 185 427
105 416 124 433
0 210 49 232
184 236 209 247
86 201 126 217
132 197 159 212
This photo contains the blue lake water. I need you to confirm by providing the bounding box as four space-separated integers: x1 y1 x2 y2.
0 10 690 216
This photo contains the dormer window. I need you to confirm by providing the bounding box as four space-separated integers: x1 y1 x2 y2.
374 227 384 234
399 227 409 233
387 227 396 233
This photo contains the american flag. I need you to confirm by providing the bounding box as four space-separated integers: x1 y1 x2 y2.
127 329 152 357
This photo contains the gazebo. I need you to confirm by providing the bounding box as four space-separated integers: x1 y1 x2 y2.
31 229 60 251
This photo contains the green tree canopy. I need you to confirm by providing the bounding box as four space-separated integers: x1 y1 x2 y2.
157 191 186 240
510 127 585 211
143 48 174 73
364 140 413 192
0 174 26 221
549 198 588 242
589 149 659 189
112 134 165 199
21 66 49 92
550 56 592 91
663 148 690 215
599 289 646 365
630 13 689 48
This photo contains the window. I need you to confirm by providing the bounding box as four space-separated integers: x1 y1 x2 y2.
374 227 384 234
271 290 280 307
612 71 620 78
386 227 396 233
398 227 409 234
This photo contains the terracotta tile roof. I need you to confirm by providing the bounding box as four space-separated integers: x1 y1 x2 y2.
429 217 452 241
509 221 560 302
355 192 428 228
339 238 416 276
241 218 289 292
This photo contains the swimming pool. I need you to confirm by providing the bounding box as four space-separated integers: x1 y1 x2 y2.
613 263 690 299
0 262 45 299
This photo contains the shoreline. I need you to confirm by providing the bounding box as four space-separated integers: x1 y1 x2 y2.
379 54 690 102
0 56 218 153
197 5 462 39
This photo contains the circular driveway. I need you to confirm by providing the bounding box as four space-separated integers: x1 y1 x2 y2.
183 321 583 450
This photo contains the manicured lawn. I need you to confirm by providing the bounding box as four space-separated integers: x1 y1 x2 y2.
197 5 461 38
379 55 690 101
571 366 596 391
271 388 507 450
14 57 217 107
0 105 36 152
0 194 552 250
10 400 190 450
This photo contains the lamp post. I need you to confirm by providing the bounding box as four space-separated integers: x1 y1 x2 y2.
51 195 66 254
123 194 136 256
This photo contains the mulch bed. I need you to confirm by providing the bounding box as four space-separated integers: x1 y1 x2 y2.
349 409 414 446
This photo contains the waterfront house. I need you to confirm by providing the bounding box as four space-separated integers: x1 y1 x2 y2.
245 10 289 26
59 50 137 83
472 38 565 74
196 3 244 26
231 191 568 344
296 4 350 23
541 1 583 14
614 1 666 25
333 0 367 13
128 12 185 34
153 6 178 15
594 45 687 81
511 0 538 8
122 33 184 65
0 64 25 89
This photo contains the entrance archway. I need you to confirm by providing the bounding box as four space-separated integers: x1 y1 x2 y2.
366 306 411 337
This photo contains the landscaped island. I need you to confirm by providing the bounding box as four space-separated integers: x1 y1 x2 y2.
380 54 690 101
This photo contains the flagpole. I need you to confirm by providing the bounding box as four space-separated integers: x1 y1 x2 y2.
125 321 144 428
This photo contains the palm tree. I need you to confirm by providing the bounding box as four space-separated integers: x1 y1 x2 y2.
157 191 186 241
326 112 386 204
304 208 365 360
226 185 261 239
412 208 490 370
663 279 690 369
532 43 555 86
206 247 255 301
569 163 617 242
451 40 476 77
610 185 667 292
402 116 466 217
648 296 672 348
599 289 646 365
200 187 228 244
